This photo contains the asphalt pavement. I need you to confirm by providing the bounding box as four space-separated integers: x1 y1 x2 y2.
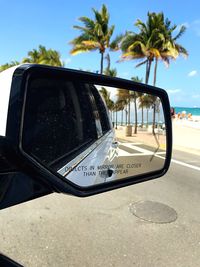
0 149 200 267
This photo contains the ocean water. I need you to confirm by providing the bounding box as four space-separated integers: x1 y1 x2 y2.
174 107 200 116
113 107 165 125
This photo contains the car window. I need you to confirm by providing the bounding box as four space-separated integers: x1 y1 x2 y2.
22 77 97 168
90 84 111 134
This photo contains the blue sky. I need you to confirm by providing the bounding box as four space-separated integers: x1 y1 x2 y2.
0 0 200 107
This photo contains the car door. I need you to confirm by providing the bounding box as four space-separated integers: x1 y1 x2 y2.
57 83 117 187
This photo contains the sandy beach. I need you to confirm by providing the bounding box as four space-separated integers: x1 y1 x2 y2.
114 116 200 156
172 116 200 155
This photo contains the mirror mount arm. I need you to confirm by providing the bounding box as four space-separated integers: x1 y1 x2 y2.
0 137 19 172
0 137 54 210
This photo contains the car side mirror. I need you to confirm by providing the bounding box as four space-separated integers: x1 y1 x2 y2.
0 64 172 209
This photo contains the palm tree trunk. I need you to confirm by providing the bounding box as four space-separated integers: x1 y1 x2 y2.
106 53 110 71
128 99 131 125
141 105 144 128
110 110 113 122
100 52 104 74
121 110 123 126
152 104 156 135
145 60 149 84
153 58 158 86
125 105 128 125
113 111 115 126
146 109 149 128
152 58 158 134
115 109 118 129
145 59 152 84
134 97 137 134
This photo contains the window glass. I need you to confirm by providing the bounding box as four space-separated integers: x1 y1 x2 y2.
22 77 97 168
90 84 111 133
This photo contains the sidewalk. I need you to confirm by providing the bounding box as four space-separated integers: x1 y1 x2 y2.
114 126 166 150
114 124 200 156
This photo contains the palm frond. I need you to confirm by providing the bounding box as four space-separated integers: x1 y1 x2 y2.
161 56 170 67
73 25 89 32
78 16 95 30
135 59 148 68
70 45 92 55
92 8 102 24
101 4 109 22
108 25 115 38
120 51 145 61
120 33 138 51
109 33 124 50
69 33 91 45
173 25 187 41
82 40 100 48
22 57 31 63
135 19 148 34
94 23 103 36
149 48 161 58
175 44 188 57
131 76 143 83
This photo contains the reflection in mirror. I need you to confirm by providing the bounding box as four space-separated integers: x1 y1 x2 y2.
22 77 167 188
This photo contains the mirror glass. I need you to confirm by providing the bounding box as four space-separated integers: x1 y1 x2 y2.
22 74 167 187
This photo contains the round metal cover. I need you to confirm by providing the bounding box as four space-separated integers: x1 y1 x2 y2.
130 201 177 223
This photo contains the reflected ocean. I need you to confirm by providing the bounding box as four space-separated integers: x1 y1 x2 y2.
174 107 200 116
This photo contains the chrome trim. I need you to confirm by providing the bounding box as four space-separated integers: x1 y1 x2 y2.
58 130 113 177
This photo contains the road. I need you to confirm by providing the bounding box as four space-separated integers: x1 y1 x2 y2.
0 149 200 267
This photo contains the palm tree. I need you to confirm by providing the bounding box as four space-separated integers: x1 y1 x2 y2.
117 88 134 136
22 45 63 66
117 90 125 125
108 99 115 123
70 4 115 74
101 68 118 123
120 22 158 84
119 12 188 86
131 76 143 134
104 35 123 73
22 48 41 63
114 100 123 129
120 12 188 134
147 12 188 86
99 86 115 122
117 98 127 126
104 67 117 77
0 61 20 72
99 87 111 106
42 49 63 67
141 94 153 127
138 94 145 128
117 89 132 125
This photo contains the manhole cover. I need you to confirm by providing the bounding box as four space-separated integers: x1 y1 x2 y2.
129 201 177 223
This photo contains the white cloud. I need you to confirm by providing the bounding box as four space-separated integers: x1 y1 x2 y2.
167 89 181 94
188 70 198 77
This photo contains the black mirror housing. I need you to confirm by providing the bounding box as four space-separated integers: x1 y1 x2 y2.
0 64 172 209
